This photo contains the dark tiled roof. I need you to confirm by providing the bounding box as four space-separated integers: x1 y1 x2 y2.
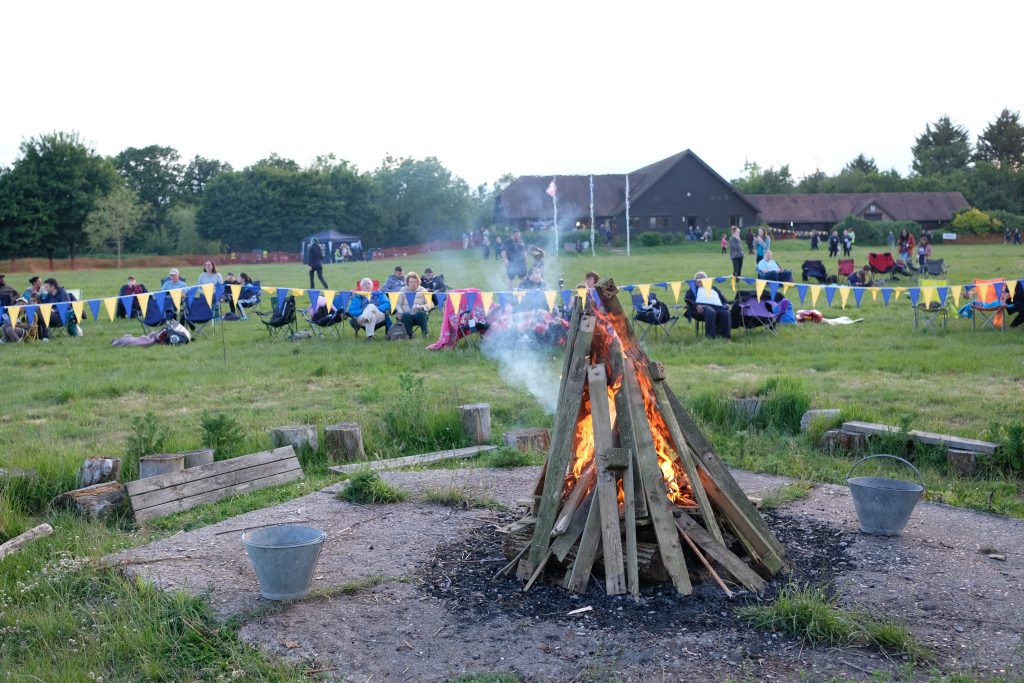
748 192 970 223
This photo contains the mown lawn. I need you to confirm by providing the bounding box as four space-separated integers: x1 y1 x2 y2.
1 239 1022 680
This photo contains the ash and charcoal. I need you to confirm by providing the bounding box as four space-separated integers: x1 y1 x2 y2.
417 511 855 635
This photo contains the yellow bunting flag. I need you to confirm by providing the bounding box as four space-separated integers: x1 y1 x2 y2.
976 282 991 302
544 290 558 311
809 285 821 307
755 279 766 300
6 305 21 323
870 287 879 302
480 291 494 312
839 286 851 309
782 282 792 295
700 278 713 295
387 292 400 313
229 285 242 307
637 283 651 302
262 286 275 295
103 297 118 321
70 300 84 323
950 285 961 308
322 290 335 311
356 289 371 297
136 293 149 318
290 288 305 297
448 291 463 311
669 281 682 303
1007 284 1015 302
169 288 182 311
37 303 53 327
513 290 525 303
201 283 215 307
576 287 587 300
893 287 905 302
922 287 935 308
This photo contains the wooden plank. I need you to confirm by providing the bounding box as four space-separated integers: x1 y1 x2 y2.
133 467 303 522
621 358 692 595
528 313 596 567
127 447 296 496
622 448 640 599
563 492 603 593
663 385 789 575
326 445 498 474
552 462 595 535
841 420 998 455
675 511 767 593
131 457 301 511
608 339 648 520
840 421 902 437
652 376 723 545
589 364 626 596
550 494 592 562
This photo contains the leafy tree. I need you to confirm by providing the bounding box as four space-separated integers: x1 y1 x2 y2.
796 169 830 193
976 109 1024 170
0 131 117 261
843 154 878 175
731 161 795 194
373 155 472 243
963 161 1024 214
912 116 972 176
168 205 221 255
84 185 147 266
179 155 232 202
114 145 183 210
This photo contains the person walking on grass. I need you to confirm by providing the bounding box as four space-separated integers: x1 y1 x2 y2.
308 238 328 289
728 225 744 278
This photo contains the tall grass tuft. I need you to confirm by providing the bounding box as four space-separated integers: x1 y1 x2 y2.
337 469 408 504
754 377 811 434
122 412 168 479
690 389 744 432
367 372 467 456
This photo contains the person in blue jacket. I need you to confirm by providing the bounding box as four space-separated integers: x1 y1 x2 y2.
346 277 391 339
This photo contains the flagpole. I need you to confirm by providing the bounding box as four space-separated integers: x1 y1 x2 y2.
625 174 631 257
589 174 595 256
552 175 558 254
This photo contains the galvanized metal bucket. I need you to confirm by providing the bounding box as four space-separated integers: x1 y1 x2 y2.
242 525 326 600
846 454 925 536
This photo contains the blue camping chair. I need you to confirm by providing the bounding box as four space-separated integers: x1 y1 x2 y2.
140 297 177 332
237 281 263 319
183 295 216 338
630 292 679 341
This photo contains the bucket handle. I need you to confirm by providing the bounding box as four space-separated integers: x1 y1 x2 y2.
846 454 925 489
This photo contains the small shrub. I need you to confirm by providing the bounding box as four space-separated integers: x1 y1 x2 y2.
760 481 814 510
639 232 663 247
370 373 467 455
690 389 743 432
481 447 534 468
422 485 506 510
337 469 408 504
124 412 167 478
200 413 244 458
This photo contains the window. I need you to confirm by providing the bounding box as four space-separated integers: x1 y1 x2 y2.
729 214 744 228
686 215 698 228
648 216 670 229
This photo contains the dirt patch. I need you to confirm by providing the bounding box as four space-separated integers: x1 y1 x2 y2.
106 467 1024 682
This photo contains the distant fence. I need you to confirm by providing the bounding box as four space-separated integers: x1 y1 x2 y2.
5 252 298 274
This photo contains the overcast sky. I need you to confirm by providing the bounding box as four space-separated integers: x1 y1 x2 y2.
3 0 1020 187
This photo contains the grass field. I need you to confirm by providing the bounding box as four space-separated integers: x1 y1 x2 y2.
1 239 1023 680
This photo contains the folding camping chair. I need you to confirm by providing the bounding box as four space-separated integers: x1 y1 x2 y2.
913 279 951 331
971 278 1007 331
801 260 828 284
923 259 948 277
236 281 263 319
183 295 216 338
732 290 780 334
256 295 298 339
303 305 345 340
837 259 855 278
630 292 678 341
140 297 177 333
868 252 898 284
683 295 704 337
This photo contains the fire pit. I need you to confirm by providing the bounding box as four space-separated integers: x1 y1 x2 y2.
500 278 790 598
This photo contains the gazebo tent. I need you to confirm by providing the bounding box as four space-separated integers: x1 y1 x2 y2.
301 230 363 264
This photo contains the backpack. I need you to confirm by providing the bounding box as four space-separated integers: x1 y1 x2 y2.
636 296 670 325
386 323 409 341
269 296 296 326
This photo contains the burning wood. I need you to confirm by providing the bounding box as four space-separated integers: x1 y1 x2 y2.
502 278 790 599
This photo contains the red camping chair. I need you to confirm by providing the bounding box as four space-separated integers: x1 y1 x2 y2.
868 252 895 276
837 259 855 277
355 279 380 290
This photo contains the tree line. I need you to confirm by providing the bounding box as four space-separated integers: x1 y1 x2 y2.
0 133 510 259
732 109 1024 221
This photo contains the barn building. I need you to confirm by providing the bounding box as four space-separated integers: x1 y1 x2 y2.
748 192 970 232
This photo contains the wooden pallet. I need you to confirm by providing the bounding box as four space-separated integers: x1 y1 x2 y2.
327 445 499 474
127 446 303 522
842 421 998 455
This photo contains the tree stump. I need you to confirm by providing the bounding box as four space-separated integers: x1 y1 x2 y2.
269 425 318 452
139 453 185 479
502 428 551 453
800 409 841 432
181 448 215 469
52 482 125 519
947 449 978 477
817 429 869 455
324 423 365 462
459 404 491 444
77 458 122 488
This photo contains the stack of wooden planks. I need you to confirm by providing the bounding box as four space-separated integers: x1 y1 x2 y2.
500 279 790 599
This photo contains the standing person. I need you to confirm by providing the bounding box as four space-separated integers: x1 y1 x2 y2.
828 231 840 258
728 226 744 278
720 234 727 254
745 228 754 255
755 228 769 264
493 235 503 260
917 238 932 273
197 260 223 286
481 229 491 260
307 238 328 289
501 229 528 286
887 230 896 249
810 231 819 251
395 271 433 338
841 229 852 257
1014 229 1022 245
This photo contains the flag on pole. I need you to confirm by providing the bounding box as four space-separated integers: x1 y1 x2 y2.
546 179 557 198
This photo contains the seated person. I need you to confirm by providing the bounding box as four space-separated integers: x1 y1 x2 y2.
2 296 35 342
420 267 447 293
23 276 47 303
755 250 793 282
0 274 18 306
518 267 547 290
576 271 600 289
395 271 433 338
381 266 405 293
117 275 148 318
1008 280 1024 329
685 271 731 340
161 268 188 290
345 277 391 339
42 278 82 337
847 265 873 287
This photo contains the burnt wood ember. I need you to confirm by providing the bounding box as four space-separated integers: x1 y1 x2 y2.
507 278 790 599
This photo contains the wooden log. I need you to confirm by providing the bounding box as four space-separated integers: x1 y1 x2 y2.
550 494 593 561
269 424 318 452
608 339 648 520
76 457 121 488
552 462 595 536
622 447 640 599
138 453 184 480
589 364 626 595
458 404 491 444
53 481 125 519
620 357 692 595
563 492 603 593
678 526 733 598
324 423 365 462
594 277 648 365
662 385 789 576
527 312 596 569
817 429 869 455
180 449 214 469
675 511 767 594
0 523 53 561
502 428 551 453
